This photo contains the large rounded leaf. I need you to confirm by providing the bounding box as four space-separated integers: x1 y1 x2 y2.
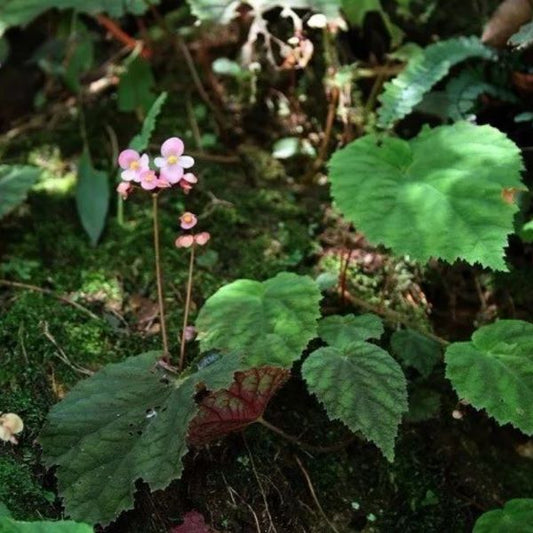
329 122 523 271
39 352 245 526
473 499 533 533
302 342 408 461
445 320 533 434
196 272 321 367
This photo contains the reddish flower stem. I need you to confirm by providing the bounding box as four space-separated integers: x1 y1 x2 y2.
152 193 169 359
179 244 196 372
95 14 152 59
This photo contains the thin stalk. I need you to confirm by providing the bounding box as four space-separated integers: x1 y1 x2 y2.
179 244 196 371
152 193 169 358
257 417 355 454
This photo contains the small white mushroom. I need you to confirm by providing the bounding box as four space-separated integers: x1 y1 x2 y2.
0 413 24 444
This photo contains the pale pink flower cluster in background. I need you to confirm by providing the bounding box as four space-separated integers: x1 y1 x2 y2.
116 137 197 196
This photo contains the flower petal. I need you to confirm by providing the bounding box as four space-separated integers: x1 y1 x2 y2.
141 180 158 190
179 155 195 169
161 137 184 158
161 166 184 184
118 149 139 169
194 232 211 246
154 156 166 168
121 169 138 182
175 235 195 248
182 172 198 184
139 154 150 169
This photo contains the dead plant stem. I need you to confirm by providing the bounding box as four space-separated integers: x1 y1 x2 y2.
0 279 99 320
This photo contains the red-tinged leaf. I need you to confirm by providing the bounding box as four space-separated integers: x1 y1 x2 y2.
171 510 211 533
188 366 290 446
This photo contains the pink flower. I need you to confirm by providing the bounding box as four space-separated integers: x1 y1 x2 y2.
140 169 160 191
116 181 133 199
175 235 195 248
183 326 196 341
118 149 149 182
194 232 210 246
179 212 197 230
155 137 195 184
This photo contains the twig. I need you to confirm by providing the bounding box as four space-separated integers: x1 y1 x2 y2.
243 434 277 533
0 279 100 320
42 321 94 376
341 288 450 347
305 86 339 181
294 455 340 533
257 417 355 454
152 194 169 359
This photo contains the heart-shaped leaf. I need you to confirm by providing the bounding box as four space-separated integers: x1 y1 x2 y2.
329 122 524 271
188 366 290 446
302 342 408 461
445 319 533 434
196 272 321 367
40 352 244 526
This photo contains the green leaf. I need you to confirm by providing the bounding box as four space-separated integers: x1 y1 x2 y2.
302 342 408 461
473 499 533 533
328 122 524 271
0 0 154 35
40 352 244 525
390 329 441 377
196 272 322 367
377 37 495 129
129 92 167 152
341 0 403 45
0 515 93 532
509 21 533 49
76 149 109 246
319 314 383 349
445 320 533 434
117 56 155 113
0 165 41 218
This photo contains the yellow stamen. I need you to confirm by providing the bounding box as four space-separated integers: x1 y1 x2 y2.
167 155 179 165
130 160 140 170
145 172 155 182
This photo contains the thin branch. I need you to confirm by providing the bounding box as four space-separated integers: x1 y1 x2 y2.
341 288 450 347
0 279 100 320
257 417 355 454
294 455 341 533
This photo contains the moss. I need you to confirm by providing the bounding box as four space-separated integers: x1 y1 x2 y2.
0 456 54 520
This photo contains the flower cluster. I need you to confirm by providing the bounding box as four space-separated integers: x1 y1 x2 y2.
175 211 210 248
116 135 210 248
117 137 197 198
